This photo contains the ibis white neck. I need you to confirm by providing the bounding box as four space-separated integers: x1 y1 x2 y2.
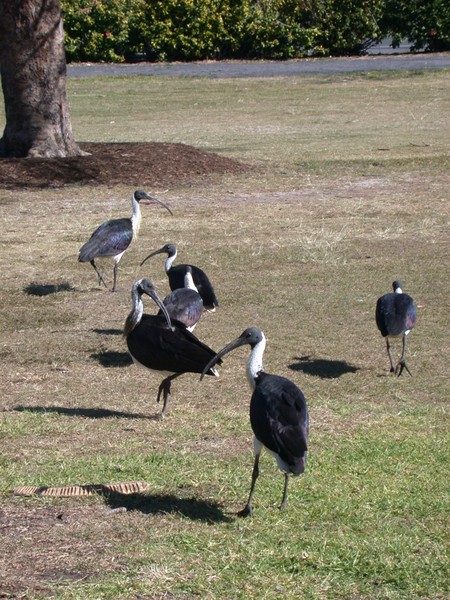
246 334 266 390
184 270 198 292
165 250 177 273
131 195 142 237
124 284 144 336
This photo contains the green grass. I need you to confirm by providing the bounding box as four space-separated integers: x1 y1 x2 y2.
0 68 449 598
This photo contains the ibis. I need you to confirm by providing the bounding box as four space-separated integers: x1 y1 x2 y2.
140 242 219 310
201 327 309 517
375 280 417 376
124 278 221 417
160 266 204 331
79 190 172 292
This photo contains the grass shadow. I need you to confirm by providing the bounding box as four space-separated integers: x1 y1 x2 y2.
92 328 123 336
24 282 75 296
90 351 133 367
104 490 233 523
289 355 359 379
12 405 157 420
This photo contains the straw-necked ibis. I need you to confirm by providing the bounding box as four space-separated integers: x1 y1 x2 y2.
140 242 218 310
375 280 417 376
201 327 309 517
79 190 172 292
124 278 221 417
160 266 204 331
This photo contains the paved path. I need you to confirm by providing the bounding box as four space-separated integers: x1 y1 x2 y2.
67 53 450 79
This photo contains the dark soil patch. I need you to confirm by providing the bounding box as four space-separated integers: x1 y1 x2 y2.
0 142 249 189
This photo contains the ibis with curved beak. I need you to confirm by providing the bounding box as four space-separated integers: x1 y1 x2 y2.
124 278 221 417
375 280 417 376
79 190 172 292
140 242 218 310
201 327 309 517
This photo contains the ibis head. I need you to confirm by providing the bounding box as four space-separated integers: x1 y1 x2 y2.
135 278 172 328
200 327 264 381
134 191 173 216
124 278 172 338
140 243 176 266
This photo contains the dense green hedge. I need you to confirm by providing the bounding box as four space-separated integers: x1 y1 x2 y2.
380 0 450 51
61 0 450 63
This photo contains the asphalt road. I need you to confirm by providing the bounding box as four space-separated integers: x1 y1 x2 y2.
67 53 450 79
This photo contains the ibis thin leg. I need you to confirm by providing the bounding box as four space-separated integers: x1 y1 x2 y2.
157 374 182 417
112 262 119 292
396 334 412 377
238 452 260 518
90 259 108 288
279 473 290 511
385 338 395 373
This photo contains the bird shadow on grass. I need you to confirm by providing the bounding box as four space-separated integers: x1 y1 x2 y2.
289 355 360 379
90 351 133 367
12 405 158 420
104 490 233 523
23 282 75 296
92 328 123 336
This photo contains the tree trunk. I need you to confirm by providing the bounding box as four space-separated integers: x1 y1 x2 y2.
0 0 86 157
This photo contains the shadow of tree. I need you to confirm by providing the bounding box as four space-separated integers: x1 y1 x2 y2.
90 351 133 367
289 355 359 379
92 328 123 336
104 491 233 523
24 282 75 296
12 405 157 420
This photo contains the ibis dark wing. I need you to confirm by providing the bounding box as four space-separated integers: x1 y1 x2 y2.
160 288 203 329
126 315 220 375
251 373 308 474
376 293 416 337
399 293 416 331
169 264 218 309
375 294 391 337
79 218 133 261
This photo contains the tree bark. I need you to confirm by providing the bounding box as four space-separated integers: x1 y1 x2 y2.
0 0 86 157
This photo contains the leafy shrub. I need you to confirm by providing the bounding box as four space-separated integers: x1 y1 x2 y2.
379 0 450 51
62 0 145 62
61 0 449 63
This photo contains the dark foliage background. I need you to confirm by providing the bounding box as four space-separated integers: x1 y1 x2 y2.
61 0 450 63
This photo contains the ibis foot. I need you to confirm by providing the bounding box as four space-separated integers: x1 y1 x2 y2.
97 274 108 288
395 360 412 377
237 504 253 518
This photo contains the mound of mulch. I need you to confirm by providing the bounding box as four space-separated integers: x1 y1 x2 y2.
0 142 249 189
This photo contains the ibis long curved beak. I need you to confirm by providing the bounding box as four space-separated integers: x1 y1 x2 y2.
200 335 248 381
140 246 165 267
141 193 173 216
140 279 172 329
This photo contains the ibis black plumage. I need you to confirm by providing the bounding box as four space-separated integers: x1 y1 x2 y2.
201 327 309 517
79 190 172 292
159 266 204 331
140 242 219 310
375 280 417 376
124 278 221 417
